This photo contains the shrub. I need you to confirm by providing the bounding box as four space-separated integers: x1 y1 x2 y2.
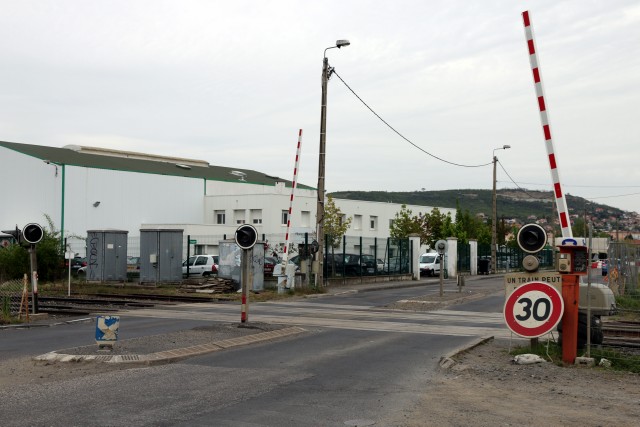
0 216 64 282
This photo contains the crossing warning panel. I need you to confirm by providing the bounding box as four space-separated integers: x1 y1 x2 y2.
503 281 564 338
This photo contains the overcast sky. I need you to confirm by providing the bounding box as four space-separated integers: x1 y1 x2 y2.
1 0 639 214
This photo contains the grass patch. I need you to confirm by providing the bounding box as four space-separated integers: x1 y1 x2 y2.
590 347 640 374
616 295 640 311
510 340 640 373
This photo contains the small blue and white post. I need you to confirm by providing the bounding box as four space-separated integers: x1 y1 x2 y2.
95 315 120 349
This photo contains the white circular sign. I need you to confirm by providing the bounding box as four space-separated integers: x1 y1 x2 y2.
503 281 564 338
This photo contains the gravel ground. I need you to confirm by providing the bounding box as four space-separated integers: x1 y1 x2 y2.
384 289 640 426
395 337 640 426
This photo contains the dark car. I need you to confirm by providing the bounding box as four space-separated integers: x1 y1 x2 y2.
287 253 376 276
325 253 376 276
264 256 279 276
67 257 86 271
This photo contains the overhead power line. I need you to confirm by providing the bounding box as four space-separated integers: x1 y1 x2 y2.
332 70 492 169
586 192 640 200
496 179 640 200
497 180 640 189
496 160 539 200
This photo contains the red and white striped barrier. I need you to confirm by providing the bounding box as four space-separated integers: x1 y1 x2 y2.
283 129 303 264
522 10 573 239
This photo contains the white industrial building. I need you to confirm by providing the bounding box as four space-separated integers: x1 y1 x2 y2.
0 140 455 257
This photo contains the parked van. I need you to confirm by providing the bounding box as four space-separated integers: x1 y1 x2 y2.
419 253 441 277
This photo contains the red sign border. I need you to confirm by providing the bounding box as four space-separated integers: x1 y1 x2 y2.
503 281 564 338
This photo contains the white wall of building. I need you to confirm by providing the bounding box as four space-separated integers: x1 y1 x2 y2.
2 144 458 260
0 148 62 231
64 167 203 236
1 146 205 255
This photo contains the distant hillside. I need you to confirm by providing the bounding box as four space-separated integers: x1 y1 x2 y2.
329 189 637 232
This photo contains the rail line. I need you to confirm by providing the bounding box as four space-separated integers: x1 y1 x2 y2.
36 293 226 316
602 320 640 349
34 296 640 351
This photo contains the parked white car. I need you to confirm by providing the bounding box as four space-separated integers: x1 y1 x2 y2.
182 255 219 277
419 253 441 277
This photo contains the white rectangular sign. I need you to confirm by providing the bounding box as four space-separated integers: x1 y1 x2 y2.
504 272 562 296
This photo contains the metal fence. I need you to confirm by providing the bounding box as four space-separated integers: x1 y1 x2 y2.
608 241 640 296
322 235 411 277
562 241 640 371
0 277 28 317
119 233 411 282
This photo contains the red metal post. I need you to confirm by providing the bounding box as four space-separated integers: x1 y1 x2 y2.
241 249 249 323
561 274 580 363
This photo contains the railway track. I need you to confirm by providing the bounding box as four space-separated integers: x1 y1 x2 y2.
602 320 640 349
37 293 226 315
33 296 640 352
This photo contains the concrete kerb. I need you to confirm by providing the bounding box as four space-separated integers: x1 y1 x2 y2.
439 335 494 370
322 278 446 296
33 326 307 365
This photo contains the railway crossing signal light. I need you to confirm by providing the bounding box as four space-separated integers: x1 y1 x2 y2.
235 224 258 250
22 223 44 245
517 223 547 254
2 223 44 246
517 223 548 273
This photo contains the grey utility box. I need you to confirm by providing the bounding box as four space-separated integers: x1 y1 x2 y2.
139 229 183 284
86 229 128 282
218 239 264 291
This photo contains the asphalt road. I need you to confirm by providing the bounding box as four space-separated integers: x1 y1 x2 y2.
1 276 508 426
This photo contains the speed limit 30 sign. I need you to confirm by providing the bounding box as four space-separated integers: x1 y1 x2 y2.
503 281 564 338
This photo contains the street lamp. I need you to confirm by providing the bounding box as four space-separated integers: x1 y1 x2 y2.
491 144 511 274
316 39 350 287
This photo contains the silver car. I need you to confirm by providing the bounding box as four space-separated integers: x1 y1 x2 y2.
182 255 219 277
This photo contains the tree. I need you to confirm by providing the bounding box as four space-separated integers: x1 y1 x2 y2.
323 195 352 250
389 205 423 241
572 217 587 237
417 207 454 248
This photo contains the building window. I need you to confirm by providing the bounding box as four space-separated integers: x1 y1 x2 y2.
301 210 310 227
234 209 245 225
354 214 362 230
370 216 378 230
281 210 289 225
215 210 226 225
250 209 262 225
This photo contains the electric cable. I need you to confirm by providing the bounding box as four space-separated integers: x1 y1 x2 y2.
332 69 492 168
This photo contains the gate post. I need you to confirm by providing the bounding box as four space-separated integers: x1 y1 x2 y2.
446 237 458 279
470 239 478 275
409 234 420 280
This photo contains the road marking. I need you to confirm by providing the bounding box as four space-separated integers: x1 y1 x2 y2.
115 300 513 339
